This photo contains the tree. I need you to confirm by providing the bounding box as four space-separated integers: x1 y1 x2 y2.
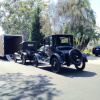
55 0 96 50
29 6 44 48
40 0 58 36
0 0 37 40
40 13 52 36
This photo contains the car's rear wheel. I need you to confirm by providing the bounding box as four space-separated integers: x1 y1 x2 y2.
51 58 61 73
33 56 38 67
75 60 85 71
95 54 99 56
22 55 26 65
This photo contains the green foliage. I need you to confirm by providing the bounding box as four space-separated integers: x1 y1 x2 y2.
29 6 44 48
83 48 93 55
0 0 98 51
62 25 67 34
40 1 57 36
0 0 40 40
56 0 96 50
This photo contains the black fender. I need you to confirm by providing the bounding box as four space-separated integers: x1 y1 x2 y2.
22 52 27 56
13 52 20 59
50 53 64 64
82 53 88 62
14 52 19 56
33 53 42 63
21 52 27 59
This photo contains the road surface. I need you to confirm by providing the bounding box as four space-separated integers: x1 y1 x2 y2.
0 55 100 100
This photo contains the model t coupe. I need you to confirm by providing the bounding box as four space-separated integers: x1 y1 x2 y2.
33 34 88 73
13 41 37 64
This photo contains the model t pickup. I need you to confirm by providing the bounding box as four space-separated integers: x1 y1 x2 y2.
33 34 88 73
13 41 37 64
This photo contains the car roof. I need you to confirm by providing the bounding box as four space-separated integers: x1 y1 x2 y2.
44 34 73 39
20 41 37 44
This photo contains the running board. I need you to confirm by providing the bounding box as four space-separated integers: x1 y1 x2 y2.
6 55 13 61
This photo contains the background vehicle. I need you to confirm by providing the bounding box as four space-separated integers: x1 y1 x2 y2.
13 41 37 64
33 34 88 73
38 46 44 51
92 45 100 56
0 34 23 57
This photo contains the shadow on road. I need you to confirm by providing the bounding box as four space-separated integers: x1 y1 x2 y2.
39 66 96 78
0 73 60 100
59 67 97 78
0 57 8 61
0 58 97 78
15 62 97 78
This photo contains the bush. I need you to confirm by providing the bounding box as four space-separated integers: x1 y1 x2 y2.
83 48 93 55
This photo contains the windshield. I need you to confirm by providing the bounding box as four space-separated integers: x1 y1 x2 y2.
22 42 37 51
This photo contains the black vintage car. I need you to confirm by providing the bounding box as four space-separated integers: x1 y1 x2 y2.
33 34 88 73
92 45 100 56
13 41 37 64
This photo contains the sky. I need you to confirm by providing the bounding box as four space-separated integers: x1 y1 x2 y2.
0 0 100 35
90 0 100 27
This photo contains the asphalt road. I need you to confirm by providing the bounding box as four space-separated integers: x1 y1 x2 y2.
0 55 100 100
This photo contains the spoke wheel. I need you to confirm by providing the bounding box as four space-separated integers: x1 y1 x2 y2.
13 55 17 63
33 56 38 67
51 58 61 73
75 60 85 71
22 55 26 65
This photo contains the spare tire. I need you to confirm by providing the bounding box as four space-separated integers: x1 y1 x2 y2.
69 49 83 65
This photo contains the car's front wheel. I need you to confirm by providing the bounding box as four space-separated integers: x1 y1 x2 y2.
22 55 26 65
33 56 38 67
13 54 17 63
75 60 85 71
51 58 61 73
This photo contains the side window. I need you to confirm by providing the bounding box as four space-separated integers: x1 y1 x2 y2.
45 37 49 46
50 37 52 46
